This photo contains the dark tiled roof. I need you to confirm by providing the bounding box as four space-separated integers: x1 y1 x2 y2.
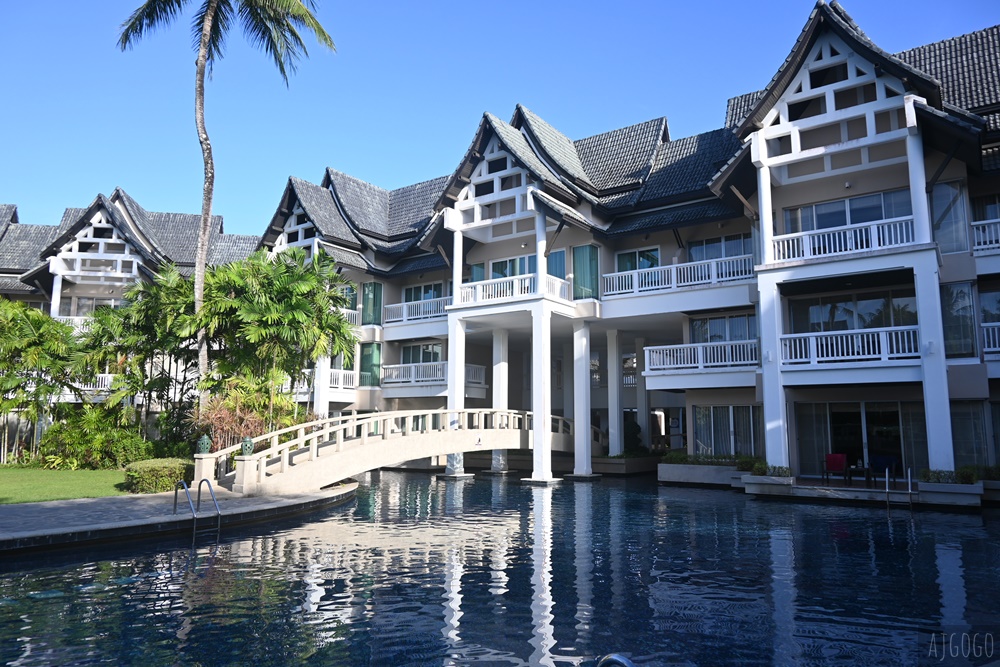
638 129 743 205
725 91 764 129
485 113 565 190
290 176 357 245
606 199 741 236
321 245 369 272
387 176 449 238
325 169 389 237
575 117 668 206
0 205 17 227
0 276 40 294
116 189 222 266
0 224 60 272
895 25 1000 112
530 189 591 228
388 253 447 276
57 208 87 234
517 105 594 188
984 146 1000 172
209 234 260 265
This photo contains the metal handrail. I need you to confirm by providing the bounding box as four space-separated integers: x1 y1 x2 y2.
597 654 638 667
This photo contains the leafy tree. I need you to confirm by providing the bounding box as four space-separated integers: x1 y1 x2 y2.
0 301 80 461
118 0 335 410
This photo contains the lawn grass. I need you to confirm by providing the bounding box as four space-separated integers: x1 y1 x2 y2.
0 468 129 504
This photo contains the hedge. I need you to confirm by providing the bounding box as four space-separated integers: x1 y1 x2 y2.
124 458 194 494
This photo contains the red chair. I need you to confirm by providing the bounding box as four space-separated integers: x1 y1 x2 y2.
823 453 848 486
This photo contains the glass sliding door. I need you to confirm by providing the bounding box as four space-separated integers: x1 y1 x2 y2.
572 245 599 299
795 403 830 476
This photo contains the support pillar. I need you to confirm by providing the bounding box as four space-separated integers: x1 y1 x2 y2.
914 257 954 470
312 355 331 418
444 317 472 477
635 336 649 450
759 274 789 466
905 97 933 245
490 329 510 474
571 321 597 477
525 303 557 484
607 329 623 456
49 273 63 318
562 342 574 421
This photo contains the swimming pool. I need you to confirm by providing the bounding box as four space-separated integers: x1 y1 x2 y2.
1 472 998 665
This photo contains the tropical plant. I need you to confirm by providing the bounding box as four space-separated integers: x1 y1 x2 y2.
0 300 81 462
118 0 335 410
40 405 153 470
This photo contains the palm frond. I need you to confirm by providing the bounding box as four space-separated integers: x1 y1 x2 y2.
118 0 192 50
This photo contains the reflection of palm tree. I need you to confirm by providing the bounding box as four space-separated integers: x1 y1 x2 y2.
859 297 918 329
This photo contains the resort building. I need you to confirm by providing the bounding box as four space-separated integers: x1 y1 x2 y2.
2 2 998 483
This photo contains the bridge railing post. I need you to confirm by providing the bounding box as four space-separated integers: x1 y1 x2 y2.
280 446 289 473
382 417 389 440
335 425 343 451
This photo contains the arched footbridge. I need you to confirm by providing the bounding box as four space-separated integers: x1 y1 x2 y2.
194 409 607 496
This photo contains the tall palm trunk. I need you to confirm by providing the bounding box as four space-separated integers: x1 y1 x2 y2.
193 0 221 414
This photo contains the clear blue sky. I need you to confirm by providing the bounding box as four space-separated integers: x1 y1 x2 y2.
1 0 995 237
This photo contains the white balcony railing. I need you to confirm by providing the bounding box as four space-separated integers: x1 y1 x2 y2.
543 275 571 300
457 273 571 306
983 322 1000 356
54 316 93 335
340 308 361 326
383 296 451 324
646 340 760 372
771 216 915 262
381 362 488 387
780 326 920 366
328 368 358 390
77 373 115 392
602 255 754 297
973 218 1000 255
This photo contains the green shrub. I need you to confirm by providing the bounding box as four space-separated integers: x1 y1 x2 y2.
751 460 768 476
736 456 762 472
956 466 979 484
661 449 689 464
40 406 153 470
980 465 1000 481
768 465 792 477
123 458 194 494
918 468 980 484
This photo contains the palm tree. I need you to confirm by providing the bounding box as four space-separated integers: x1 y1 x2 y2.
118 0 334 410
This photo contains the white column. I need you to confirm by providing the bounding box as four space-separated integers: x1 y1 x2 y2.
49 273 63 318
313 355 331 418
607 329 623 456
752 132 775 265
562 342 574 421
635 336 649 450
528 303 554 482
492 328 509 472
914 259 955 470
446 317 467 475
534 208 547 297
452 229 464 299
907 130 932 245
573 321 593 475
759 274 790 467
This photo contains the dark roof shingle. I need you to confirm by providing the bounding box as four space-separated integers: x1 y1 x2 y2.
638 129 743 205
0 224 61 272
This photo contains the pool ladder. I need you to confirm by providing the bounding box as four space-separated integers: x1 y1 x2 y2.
597 654 637 667
173 479 222 543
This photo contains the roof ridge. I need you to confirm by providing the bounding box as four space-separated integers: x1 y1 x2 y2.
573 116 669 145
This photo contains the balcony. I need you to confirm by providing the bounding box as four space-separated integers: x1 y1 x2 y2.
328 368 359 390
603 255 754 297
973 218 1000 255
456 274 570 306
54 316 92 335
381 362 487 387
780 326 920 366
646 340 759 372
771 216 915 262
340 308 361 326
384 296 450 324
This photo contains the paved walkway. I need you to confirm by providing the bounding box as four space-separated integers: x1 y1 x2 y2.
0 483 358 553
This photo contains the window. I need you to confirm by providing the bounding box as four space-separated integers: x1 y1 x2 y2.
809 62 848 89
492 254 535 279
951 402 988 468
688 234 752 262
931 182 969 253
616 247 659 272
359 343 381 386
401 343 441 365
690 313 757 343
972 194 1000 222
694 405 763 457
361 282 382 326
487 158 507 174
403 283 443 303
572 245 599 299
547 250 566 280
340 285 358 311
790 288 917 333
941 283 975 357
782 189 912 235
467 263 485 283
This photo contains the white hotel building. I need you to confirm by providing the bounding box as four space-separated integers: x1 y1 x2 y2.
2 2 998 483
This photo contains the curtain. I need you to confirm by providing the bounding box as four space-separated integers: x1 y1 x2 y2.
900 401 929 474
362 282 383 325
360 343 381 386
795 403 829 475
572 245 599 299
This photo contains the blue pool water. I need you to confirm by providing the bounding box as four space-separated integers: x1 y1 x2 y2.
1 472 998 666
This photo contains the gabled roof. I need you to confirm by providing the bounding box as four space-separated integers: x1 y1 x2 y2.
513 105 595 191
736 1 943 138
387 175 450 238
115 188 223 267
289 176 358 246
0 205 18 227
209 234 260 265
638 128 743 206
38 194 162 268
605 199 741 237
575 117 669 208
0 223 61 273
724 91 764 129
